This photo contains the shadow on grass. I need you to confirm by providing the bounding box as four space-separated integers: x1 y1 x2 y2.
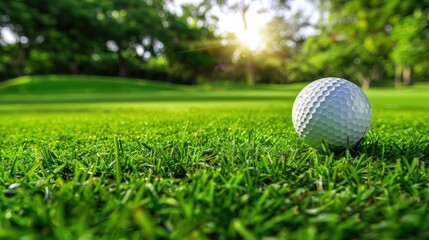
319 134 429 162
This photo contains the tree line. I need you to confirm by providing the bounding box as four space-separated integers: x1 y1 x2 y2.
0 0 217 84
0 0 428 87
303 0 429 88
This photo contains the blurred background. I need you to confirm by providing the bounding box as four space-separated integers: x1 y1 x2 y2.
0 0 428 88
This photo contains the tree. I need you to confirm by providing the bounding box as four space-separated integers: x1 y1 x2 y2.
43 0 101 74
202 0 290 85
0 0 55 76
388 2 429 87
159 3 218 84
258 12 310 83
0 0 217 83
0 0 101 76
307 0 429 88
93 0 168 77
311 0 394 88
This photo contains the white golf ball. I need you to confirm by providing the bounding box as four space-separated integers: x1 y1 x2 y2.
292 77 372 149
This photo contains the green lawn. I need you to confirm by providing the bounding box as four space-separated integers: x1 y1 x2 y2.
1 76 429 239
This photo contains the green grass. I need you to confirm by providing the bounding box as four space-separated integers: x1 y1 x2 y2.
1 76 429 239
0 75 182 93
0 75 301 104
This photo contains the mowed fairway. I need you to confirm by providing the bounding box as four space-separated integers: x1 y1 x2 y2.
1 76 429 239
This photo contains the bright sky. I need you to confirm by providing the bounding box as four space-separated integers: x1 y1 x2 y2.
1 28 16 44
172 0 319 50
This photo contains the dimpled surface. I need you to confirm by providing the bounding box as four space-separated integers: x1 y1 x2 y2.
292 77 372 149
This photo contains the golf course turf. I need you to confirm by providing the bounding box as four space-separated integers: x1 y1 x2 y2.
1 76 429 239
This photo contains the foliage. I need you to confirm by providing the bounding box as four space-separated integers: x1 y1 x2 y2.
0 0 217 84
301 0 429 87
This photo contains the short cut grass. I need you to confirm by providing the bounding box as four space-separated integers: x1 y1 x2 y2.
0 76 429 239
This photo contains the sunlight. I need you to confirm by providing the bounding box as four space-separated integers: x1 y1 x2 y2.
217 6 270 52
235 27 262 51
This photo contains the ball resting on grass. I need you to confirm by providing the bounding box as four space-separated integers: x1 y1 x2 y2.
292 77 372 150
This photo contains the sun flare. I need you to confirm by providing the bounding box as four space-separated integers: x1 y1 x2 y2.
235 28 262 51
217 9 267 52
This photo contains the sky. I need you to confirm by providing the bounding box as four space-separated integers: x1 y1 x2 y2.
171 0 320 50
172 0 320 34
1 27 15 44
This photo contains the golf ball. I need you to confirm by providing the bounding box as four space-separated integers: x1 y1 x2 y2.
292 77 372 149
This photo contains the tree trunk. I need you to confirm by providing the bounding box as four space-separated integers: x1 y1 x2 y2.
16 46 29 76
361 77 370 89
372 63 381 81
69 62 80 74
241 4 255 85
355 70 370 89
245 48 255 85
118 51 127 77
403 65 412 86
394 64 402 88
280 58 287 83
